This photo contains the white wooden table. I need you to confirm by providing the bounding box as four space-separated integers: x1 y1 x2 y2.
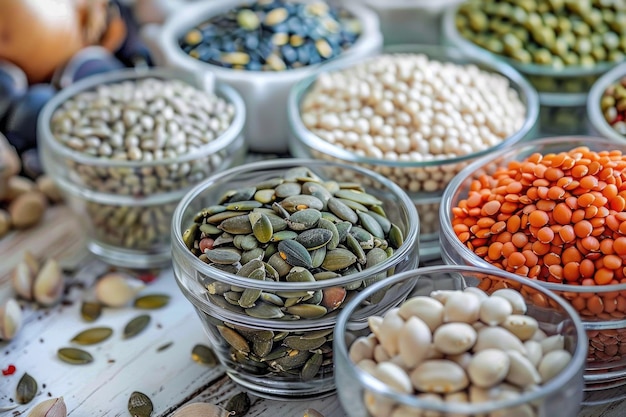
0 206 623 416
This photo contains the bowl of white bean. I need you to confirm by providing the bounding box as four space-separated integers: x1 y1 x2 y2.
288 44 539 261
37 67 246 269
334 265 587 417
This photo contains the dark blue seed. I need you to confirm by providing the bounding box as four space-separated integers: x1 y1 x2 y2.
281 45 298 64
296 46 310 65
245 34 259 49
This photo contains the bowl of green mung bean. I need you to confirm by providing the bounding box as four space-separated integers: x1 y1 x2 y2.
171 158 420 399
443 0 626 135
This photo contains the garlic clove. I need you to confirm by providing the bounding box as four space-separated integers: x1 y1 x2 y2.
27 396 67 417
95 273 144 308
33 259 64 307
171 402 232 417
0 298 23 340
12 261 34 301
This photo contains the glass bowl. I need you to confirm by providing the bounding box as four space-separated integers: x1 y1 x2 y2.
146 0 382 154
171 158 420 399
587 61 626 143
334 265 587 417
439 136 626 389
288 43 539 262
38 67 246 269
442 2 624 136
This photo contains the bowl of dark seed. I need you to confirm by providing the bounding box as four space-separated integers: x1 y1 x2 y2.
171 159 420 399
443 0 626 135
38 67 246 269
588 61 626 142
288 44 538 262
147 0 382 153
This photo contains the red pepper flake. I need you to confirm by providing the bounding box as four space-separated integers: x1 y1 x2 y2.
2 364 16 376
137 272 158 284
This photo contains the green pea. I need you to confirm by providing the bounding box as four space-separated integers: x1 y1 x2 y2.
604 32 621 50
511 49 533 64
572 21 591 37
534 48 553 64
574 38 593 55
468 12 489 32
579 54 596 67
591 46 607 61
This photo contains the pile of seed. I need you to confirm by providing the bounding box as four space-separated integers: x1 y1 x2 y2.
300 53 527 193
351 287 572 417
456 0 626 68
178 0 361 71
601 75 626 135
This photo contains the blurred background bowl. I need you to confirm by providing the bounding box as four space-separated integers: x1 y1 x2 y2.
145 0 382 154
171 158 420 399
334 265 587 417
38 67 246 269
288 43 539 262
587 61 626 143
439 136 626 392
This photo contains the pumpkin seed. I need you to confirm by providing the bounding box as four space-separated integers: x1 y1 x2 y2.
225 392 251 417
302 328 334 339
296 228 332 250
389 223 404 249
286 266 315 282
225 200 262 211
213 232 235 247
254 188 276 204
233 234 259 251
327 197 358 223
206 281 231 295
301 352 323 381
16 373 37 404
275 181 302 198
205 249 242 265
128 391 153 417
334 189 383 206
271 349 310 371
310 247 327 268
57 347 94 364
199 223 221 235
321 248 357 271
194 205 226 221
278 240 313 268
259 292 284 306
262 345 290 362
313 271 340 280
71 326 113 345
301 182 332 207
334 221 352 243
218 215 253 234
267 252 292 277
80 300 102 322
238 288 262 308
283 336 326 351
280 195 324 212
250 212 273 243
304 408 325 417
218 325 250 353
237 258 264 277
156 342 173 352
183 223 198 249
123 314 151 339
134 294 170 309
345 233 366 264
246 302 285 319
287 208 321 230
285 304 327 319
317 218 339 250
225 186 257 203
253 338 273 357
256 211 288 232
255 177 284 190
270 230 298 242
207 210 245 224
337 197 369 213
357 210 385 239
191 344 219 366
240 247 265 265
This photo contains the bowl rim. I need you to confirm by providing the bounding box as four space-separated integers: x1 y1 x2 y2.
153 0 382 81
441 3 621 78
36 67 246 168
440 135 626 293
287 43 539 169
334 265 588 415
171 157 420 291
587 61 626 143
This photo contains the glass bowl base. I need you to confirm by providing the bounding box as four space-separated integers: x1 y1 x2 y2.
225 371 336 401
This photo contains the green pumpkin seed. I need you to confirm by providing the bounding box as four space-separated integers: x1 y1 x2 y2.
259 292 284 306
275 290 313 298
205 248 242 265
287 208 321 230
337 198 369 213
335 221 352 243
263 262 280 281
320 211 341 223
238 288 262 308
345 233 366 264
272 201 291 219
389 223 404 249
156 342 173 352
225 392 251 417
286 266 315 282
191 344 219 366
224 291 242 305
328 197 358 223
285 304 327 319
262 345 289 362
256 210 287 232
217 215 253 234
313 271 340 280
301 352 323 381
283 336 326 351
208 294 244 313
364 247 389 290
123 314 151 339
237 258 264 277
71 326 113 345
240 247 265 265
321 248 357 271
334 189 383 206
207 210 245 224
206 281 231 295
304 408 326 417
275 181 302 198
233 234 259 251
253 338 273 357
255 177 284 190
250 212 273 243
225 200 262 211
213 232 235 247
317 218 339 250
245 302 285 319
134 294 170 309
267 252 292 277
57 347 94 364
218 325 250 353
278 239 313 268
225 186 257 203
310 246 326 268
303 328 334 339
80 300 102 322
280 195 324 212
302 182 332 207
183 223 198 249
193 205 226 221
296 228 333 250
303 289 323 305
284 166 315 181
128 391 153 417
357 211 385 239
16 373 37 404
366 210 392 234
199 223 221 235
270 230 298 242
271 349 310 371
254 188 276 204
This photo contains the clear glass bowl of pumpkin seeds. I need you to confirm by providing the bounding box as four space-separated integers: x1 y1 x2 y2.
442 0 626 136
171 158 420 399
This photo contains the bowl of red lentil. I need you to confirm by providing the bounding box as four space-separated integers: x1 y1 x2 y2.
288 43 539 262
587 61 626 142
440 136 626 389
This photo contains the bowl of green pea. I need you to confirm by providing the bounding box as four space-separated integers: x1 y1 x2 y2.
442 0 626 136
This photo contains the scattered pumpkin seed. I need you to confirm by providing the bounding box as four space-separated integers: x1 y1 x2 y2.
191 344 219 366
224 392 251 417
301 352 323 381
128 391 153 417
304 408 325 417
218 325 250 353
80 301 102 322
15 373 37 404
156 342 173 352
123 314 151 339
71 326 113 345
133 294 170 309
57 347 94 365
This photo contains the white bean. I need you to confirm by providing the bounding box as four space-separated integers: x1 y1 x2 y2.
398 296 444 331
443 292 481 324
410 360 469 394
398 316 432 368
467 349 510 388
433 322 477 355
479 296 513 326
